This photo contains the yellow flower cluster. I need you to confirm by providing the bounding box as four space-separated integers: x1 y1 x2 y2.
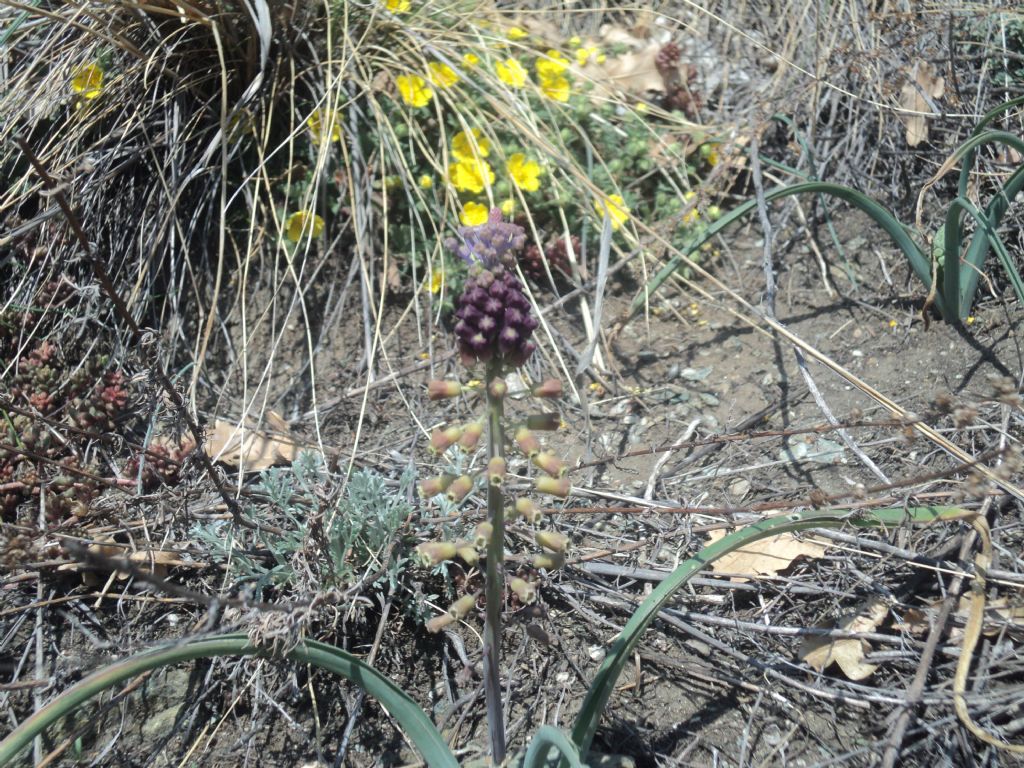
71 62 103 99
396 74 433 107
306 108 341 145
286 210 325 242
495 58 528 88
535 49 571 102
593 194 630 231
447 128 495 194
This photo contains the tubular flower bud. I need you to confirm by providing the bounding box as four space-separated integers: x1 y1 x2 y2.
509 577 537 604
428 380 463 400
448 593 479 619
535 529 569 553
446 474 474 502
515 497 543 525
416 541 458 567
533 551 566 570
473 521 494 549
420 473 456 498
429 425 464 455
532 378 563 398
488 379 508 399
536 476 571 497
487 456 506 486
532 451 566 478
456 543 479 565
426 612 458 633
458 422 484 451
514 427 541 458
526 413 561 431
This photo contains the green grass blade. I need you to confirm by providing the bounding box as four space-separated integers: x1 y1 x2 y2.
631 181 940 320
524 725 587 768
947 196 1024 314
0 634 458 768
959 101 1024 195
569 506 968 757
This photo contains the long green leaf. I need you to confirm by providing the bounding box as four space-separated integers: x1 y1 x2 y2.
0 634 458 768
523 725 586 768
946 196 1024 313
630 182 940 319
570 506 970 757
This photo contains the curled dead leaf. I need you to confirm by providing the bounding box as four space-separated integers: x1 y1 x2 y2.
798 597 888 681
705 526 827 582
898 59 944 147
207 411 298 471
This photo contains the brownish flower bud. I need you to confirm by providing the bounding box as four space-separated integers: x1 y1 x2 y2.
515 497 543 525
429 425 464 455
458 422 484 451
428 380 463 400
447 474 474 502
532 451 566 477
487 456 507 486
509 577 537 604
488 379 508 399
526 413 561 431
420 473 456 498
514 427 541 458
535 529 569 553
448 593 479 619
473 521 493 549
456 542 479 565
416 541 457 566
533 551 565 570
532 378 562 398
426 612 457 633
536 476 571 497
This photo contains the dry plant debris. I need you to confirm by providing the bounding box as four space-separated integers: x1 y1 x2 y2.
704 526 828 581
798 596 889 681
898 59 946 147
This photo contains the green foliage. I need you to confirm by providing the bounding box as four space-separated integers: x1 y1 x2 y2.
193 454 412 591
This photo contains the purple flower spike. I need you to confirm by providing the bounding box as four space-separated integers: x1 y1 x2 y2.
445 208 527 269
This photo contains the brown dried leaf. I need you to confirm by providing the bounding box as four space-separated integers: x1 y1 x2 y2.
585 41 665 96
705 527 827 582
899 59 944 147
207 412 298 471
799 597 888 681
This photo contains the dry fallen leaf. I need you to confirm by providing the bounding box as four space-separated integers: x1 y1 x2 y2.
799 597 888 681
206 411 298 470
899 59 944 147
705 527 828 582
894 597 1024 641
59 543 184 585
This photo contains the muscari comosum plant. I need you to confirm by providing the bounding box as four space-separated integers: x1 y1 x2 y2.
1 212 1017 767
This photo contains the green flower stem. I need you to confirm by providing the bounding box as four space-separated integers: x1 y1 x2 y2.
482 361 507 765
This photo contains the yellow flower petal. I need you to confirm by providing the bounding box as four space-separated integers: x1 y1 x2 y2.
593 194 629 231
506 26 528 41
495 58 528 88
507 153 542 192
286 211 325 241
429 267 444 293
500 199 516 216
396 74 433 107
418 174 433 189
70 63 103 99
427 61 459 89
536 50 569 79
462 52 480 68
385 0 410 11
452 128 491 161
306 109 341 145
538 73 570 102
575 46 601 66
460 201 489 226
448 158 495 194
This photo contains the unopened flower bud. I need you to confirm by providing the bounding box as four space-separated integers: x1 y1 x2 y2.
426 612 457 633
515 497 543 525
420 473 456 498
532 378 562 398
535 529 569 553
509 577 537 604
456 543 479 565
533 551 566 570
428 380 463 400
447 474 474 502
488 379 508 399
532 451 566 478
458 422 484 451
473 521 493 549
416 541 457 566
448 593 478 619
429 425 464 455
536 476 571 497
515 427 541 458
487 456 506 485
526 413 561 431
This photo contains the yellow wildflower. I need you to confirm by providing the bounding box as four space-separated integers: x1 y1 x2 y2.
888 319 898 329
593 194 630 231
568 35 582 48
452 128 491 161
448 158 495 194
71 63 103 99
635 101 648 113
506 26 528 41
500 199 516 216
536 50 570 79
507 153 542 192
306 109 341 145
575 46 601 66
385 0 410 10
538 73 570 102
429 267 444 293
396 74 433 107
427 61 459 89
461 201 489 226
495 58 528 88
286 211 325 241
462 52 480 68
418 174 433 189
